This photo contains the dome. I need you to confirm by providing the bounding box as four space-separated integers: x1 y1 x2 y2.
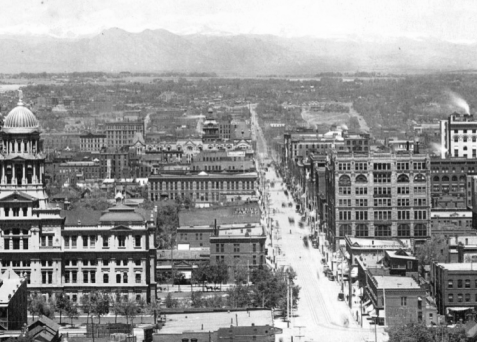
3 101 39 133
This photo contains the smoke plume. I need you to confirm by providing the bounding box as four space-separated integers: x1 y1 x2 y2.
447 90 470 114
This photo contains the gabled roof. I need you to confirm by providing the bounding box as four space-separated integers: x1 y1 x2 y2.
0 191 38 203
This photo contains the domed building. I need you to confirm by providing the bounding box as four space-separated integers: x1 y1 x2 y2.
0 92 64 300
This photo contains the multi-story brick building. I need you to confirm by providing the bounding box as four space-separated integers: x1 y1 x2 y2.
325 151 432 249
41 132 81 151
440 112 477 159
99 147 132 179
57 160 101 183
430 157 477 208
190 150 255 173
148 171 258 205
80 132 106 152
210 223 266 282
105 120 144 148
364 271 433 327
431 262 477 323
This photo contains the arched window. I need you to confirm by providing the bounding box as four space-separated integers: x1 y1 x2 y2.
375 225 391 237
397 174 409 183
123 273 128 283
338 175 351 186
397 224 410 237
433 176 440 182
414 224 427 237
355 174 367 183
339 224 352 236
356 224 368 237
460 175 466 182
116 274 121 283
414 174 426 183
442 175 449 182
451 175 458 182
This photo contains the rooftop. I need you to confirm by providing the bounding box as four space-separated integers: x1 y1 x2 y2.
179 203 260 227
436 263 477 271
374 275 421 289
347 237 405 249
0 269 25 307
158 310 273 334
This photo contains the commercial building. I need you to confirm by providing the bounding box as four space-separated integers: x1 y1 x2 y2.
431 263 477 323
363 271 433 327
440 112 477 159
148 171 258 205
325 151 432 249
105 120 145 148
79 132 106 152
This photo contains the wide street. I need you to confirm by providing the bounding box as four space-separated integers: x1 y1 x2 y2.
251 104 385 342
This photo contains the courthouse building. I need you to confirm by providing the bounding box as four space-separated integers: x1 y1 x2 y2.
0 96 157 304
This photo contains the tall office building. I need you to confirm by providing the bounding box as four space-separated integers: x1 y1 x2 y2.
440 112 477 159
325 151 432 249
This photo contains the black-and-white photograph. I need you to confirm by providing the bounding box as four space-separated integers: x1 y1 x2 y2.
0 1 475 341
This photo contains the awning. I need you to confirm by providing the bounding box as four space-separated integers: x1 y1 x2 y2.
447 307 472 313
365 304 375 314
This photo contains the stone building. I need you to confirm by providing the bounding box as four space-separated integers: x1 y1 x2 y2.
325 151 432 249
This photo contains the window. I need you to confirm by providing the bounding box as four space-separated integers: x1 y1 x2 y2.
355 174 367 183
233 244 240 253
401 297 407 306
72 236 77 248
448 294 453 302
136 273 141 284
465 279 471 288
356 199 368 207
466 293 471 302
118 236 126 247
338 175 351 186
374 173 391 183
458 293 463 302
375 225 391 237
397 174 409 183
355 211 368 220
458 279 463 288
414 224 427 237
339 224 352 236
397 187 409 194
397 211 410 220
414 211 427 220
103 236 109 247
135 235 141 247
339 211 352 220
397 224 410 237
356 224 368 237
65 237 70 248
83 236 88 247
397 199 410 207
83 271 89 283
355 187 367 195
339 187 351 195
104 274 109 283
90 271 96 283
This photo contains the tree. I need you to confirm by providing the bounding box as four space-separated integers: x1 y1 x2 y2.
65 303 79 326
212 262 229 289
191 291 204 308
55 292 72 324
28 293 55 321
120 299 140 332
81 293 95 326
234 267 249 285
156 201 180 249
110 294 123 324
91 291 110 324
226 285 251 308
145 300 161 323
387 322 466 342
165 293 178 308
415 234 449 265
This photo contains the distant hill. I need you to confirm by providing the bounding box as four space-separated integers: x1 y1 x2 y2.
0 28 475 75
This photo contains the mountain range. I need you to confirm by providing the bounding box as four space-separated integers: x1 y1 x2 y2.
0 28 475 75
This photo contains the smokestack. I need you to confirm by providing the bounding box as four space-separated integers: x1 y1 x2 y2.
414 142 420 154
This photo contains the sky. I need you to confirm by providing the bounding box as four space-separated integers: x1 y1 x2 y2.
3 0 477 42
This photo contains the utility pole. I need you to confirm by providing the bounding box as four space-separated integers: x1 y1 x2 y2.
295 326 305 342
287 276 290 328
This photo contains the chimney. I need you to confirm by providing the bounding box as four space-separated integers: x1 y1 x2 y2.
406 141 410 151
414 141 420 154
